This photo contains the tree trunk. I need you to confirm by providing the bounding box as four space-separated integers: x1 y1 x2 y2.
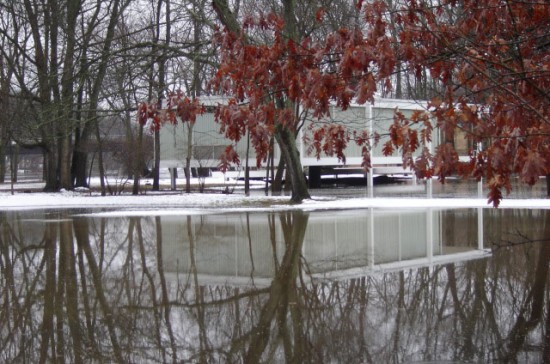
265 137 274 194
185 124 193 193
58 0 82 190
152 130 160 190
185 0 202 194
44 147 59 192
95 118 107 195
212 0 241 34
85 0 123 194
275 126 310 202
245 130 250 195
0 54 9 184
213 0 310 202
71 118 94 187
72 143 88 187
0 143 5 183
42 96 60 192
152 0 167 192
132 124 144 195
22 0 56 191
277 0 310 202
59 131 73 190
10 144 19 183
272 158 285 192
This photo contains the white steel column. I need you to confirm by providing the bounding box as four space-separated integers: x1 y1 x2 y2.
367 104 374 198
427 139 433 198
477 142 483 198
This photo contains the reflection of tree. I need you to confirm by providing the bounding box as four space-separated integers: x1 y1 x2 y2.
40 220 57 363
244 211 309 363
179 210 312 362
0 209 549 363
544 297 550 362
61 216 82 363
187 214 212 364
155 216 178 363
73 216 124 363
503 235 550 360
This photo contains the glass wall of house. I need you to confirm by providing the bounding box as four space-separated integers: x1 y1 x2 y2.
159 98 451 174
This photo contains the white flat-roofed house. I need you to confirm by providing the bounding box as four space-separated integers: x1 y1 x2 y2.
158 97 454 182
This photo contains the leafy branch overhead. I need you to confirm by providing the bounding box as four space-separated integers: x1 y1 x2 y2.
209 7 393 168
138 91 205 132
388 0 550 206
140 0 549 206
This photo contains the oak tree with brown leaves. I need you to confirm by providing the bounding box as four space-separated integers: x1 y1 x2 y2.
142 0 548 205
380 0 550 206
211 0 395 202
212 0 549 205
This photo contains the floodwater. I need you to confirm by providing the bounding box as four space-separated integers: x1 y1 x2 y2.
1 205 549 363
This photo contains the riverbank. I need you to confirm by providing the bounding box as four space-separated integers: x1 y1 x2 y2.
1 176 549 212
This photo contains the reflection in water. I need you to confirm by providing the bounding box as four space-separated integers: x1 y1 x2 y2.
0 208 549 363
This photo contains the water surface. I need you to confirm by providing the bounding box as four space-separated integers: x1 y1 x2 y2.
1 207 548 363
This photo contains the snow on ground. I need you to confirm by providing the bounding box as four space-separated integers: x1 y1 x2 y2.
1 174 550 214
1 191 549 213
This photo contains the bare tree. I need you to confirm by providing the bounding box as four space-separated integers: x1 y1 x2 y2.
0 0 132 192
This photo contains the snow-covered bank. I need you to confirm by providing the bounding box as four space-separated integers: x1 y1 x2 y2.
1 188 550 213
1 174 549 213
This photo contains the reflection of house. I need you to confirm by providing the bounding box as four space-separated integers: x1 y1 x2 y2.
1 207 488 286
161 208 488 284
159 97 449 182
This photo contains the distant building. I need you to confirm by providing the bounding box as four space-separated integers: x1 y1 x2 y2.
159 97 463 183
